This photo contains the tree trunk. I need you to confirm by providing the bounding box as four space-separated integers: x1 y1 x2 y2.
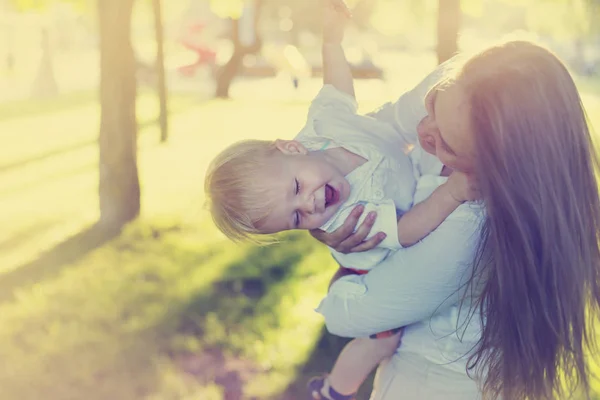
215 18 244 99
215 0 263 98
152 0 169 142
31 28 59 99
436 0 461 65
98 0 140 228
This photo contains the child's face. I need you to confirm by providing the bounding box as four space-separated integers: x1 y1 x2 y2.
257 140 350 233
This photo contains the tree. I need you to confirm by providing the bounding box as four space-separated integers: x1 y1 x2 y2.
7 0 90 98
437 0 461 64
30 26 59 98
523 0 600 73
214 0 263 98
151 0 169 142
98 0 140 227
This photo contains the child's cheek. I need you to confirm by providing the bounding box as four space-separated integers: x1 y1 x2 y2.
306 214 324 231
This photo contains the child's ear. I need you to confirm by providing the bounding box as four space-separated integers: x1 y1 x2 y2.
274 139 308 155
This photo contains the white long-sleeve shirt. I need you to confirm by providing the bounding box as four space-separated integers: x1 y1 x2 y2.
315 65 486 372
295 84 417 271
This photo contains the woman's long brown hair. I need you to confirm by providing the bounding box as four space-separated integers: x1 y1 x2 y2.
460 41 600 399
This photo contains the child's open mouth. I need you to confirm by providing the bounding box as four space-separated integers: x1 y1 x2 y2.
325 184 339 208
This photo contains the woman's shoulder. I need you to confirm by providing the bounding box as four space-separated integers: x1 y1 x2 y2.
409 145 444 178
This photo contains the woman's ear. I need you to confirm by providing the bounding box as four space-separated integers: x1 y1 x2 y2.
274 139 308 155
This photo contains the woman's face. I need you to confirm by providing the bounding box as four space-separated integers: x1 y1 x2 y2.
417 81 476 173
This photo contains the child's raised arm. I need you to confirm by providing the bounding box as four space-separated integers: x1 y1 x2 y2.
322 0 355 98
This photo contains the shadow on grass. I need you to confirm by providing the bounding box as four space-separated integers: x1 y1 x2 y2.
0 95 200 174
159 231 317 399
0 219 60 253
0 163 95 199
0 140 97 174
0 220 238 400
0 222 121 303
0 90 97 123
280 327 376 400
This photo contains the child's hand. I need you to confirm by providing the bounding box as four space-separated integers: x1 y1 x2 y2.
323 0 352 44
445 171 480 203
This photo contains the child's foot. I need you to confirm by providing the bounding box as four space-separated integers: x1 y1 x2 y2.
307 375 355 400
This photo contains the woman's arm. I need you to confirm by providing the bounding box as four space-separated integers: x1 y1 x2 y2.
316 212 482 338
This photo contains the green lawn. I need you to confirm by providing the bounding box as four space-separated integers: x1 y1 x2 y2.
0 87 357 400
0 72 598 400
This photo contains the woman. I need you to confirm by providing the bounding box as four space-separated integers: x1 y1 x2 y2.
311 40 600 399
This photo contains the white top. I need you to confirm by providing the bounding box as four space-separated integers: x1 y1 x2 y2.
295 85 417 271
315 65 486 373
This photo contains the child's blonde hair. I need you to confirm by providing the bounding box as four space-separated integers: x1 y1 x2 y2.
204 139 279 241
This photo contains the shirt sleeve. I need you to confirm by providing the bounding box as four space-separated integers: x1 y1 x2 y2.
328 201 401 272
315 212 482 338
366 61 451 148
308 84 358 121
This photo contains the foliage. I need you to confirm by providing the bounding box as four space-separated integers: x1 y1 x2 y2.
523 0 600 38
209 0 245 19
8 0 88 12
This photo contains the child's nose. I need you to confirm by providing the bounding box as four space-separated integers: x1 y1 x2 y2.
300 195 315 214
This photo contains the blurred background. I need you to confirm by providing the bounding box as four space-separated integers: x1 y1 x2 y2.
0 0 598 399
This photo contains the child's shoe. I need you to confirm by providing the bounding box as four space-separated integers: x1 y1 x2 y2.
307 375 356 400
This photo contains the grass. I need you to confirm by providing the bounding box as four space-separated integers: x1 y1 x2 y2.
0 84 353 400
0 67 598 400
0 219 340 399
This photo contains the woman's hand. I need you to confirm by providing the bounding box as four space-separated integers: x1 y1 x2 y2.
323 0 352 45
309 205 387 253
445 171 480 202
